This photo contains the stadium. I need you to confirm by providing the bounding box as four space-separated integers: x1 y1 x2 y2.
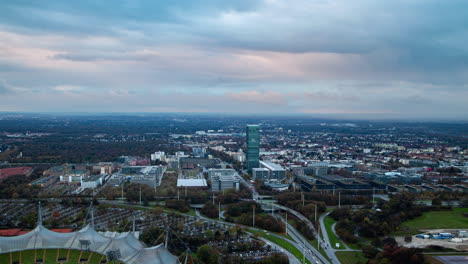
0 203 178 264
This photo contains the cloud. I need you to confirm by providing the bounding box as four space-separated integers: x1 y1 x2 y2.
53 85 85 94
226 90 287 105
0 1 467 119
0 79 12 94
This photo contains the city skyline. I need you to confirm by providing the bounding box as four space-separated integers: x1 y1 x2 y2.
0 1 467 120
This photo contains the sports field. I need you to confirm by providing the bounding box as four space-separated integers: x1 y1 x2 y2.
0 249 109 264
397 208 468 235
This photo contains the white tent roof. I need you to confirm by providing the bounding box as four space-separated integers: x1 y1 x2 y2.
0 224 178 264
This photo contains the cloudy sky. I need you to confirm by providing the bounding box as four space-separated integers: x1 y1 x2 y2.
0 0 467 120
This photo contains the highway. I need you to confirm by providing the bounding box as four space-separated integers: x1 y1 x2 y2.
238 171 338 264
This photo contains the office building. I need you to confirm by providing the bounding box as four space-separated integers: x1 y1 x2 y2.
259 161 286 180
252 168 269 180
208 169 240 191
246 125 260 172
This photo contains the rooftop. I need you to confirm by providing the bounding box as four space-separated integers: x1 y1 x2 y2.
260 161 285 171
0 167 33 179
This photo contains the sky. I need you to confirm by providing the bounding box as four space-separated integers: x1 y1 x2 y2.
0 0 467 120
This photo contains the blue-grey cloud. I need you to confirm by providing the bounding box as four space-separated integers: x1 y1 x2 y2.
0 79 14 94
0 0 467 119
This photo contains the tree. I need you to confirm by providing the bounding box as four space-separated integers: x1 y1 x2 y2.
152 207 163 216
201 202 219 218
362 245 379 259
52 210 61 218
196 244 220 264
431 197 442 206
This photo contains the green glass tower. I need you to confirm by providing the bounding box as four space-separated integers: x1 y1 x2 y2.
246 125 260 172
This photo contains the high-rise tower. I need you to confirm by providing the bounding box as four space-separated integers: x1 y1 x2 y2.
246 125 260 172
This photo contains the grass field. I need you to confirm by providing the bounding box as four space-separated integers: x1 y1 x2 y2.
336 251 368 264
0 249 108 264
396 208 468 235
323 216 346 249
248 230 312 264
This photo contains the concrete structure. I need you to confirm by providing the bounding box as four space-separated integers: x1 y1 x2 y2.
192 147 207 158
259 161 286 181
150 151 166 162
30 175 58 188
127 166 163 188
208 169 240 191
252 168 269 180
246 125 260 172
81 174 104 189
265 182 289 191
59 170 89 184
177 179 207 187
177 170 207 187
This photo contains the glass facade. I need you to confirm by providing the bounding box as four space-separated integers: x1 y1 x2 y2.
246 125 260 172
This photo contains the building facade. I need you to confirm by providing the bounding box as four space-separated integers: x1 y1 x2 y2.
259 161 286 181
208 169 240 191
246 125 260 172
252 168 269 180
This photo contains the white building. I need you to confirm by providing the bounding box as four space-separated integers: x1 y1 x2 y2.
81 174 104 189
151 151 166 162
259 161 286 181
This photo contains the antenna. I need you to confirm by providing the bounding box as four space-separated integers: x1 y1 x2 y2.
37 201 43 226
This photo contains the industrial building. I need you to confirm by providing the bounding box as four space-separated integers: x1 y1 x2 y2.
30 175 58 188
114 166 164 188
246 125 260 172
81 174 104 189
59 170 90 184
208 169 240 191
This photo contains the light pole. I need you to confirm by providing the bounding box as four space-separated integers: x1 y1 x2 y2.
253 204 255 228
317 226 320 249
314 203 317 223
285 213 288 235
139 184 142 205
372 187 375 203
338 191 341 208
302 191 305 207
121 180 124 201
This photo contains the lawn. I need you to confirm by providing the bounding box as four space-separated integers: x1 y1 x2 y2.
0 252 10 263
336 251 368 264
20 249 35 263
323 215 362 250
0 249 107 264
248 230 312 264
323 216 346 249
396 208 468 235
